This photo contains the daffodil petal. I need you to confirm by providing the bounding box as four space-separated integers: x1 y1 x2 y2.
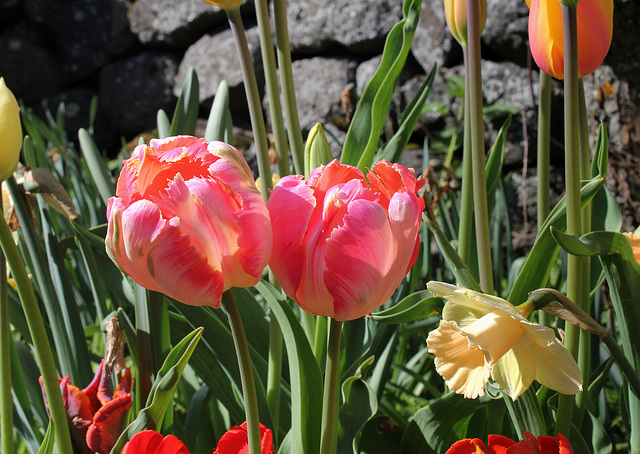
491 343 536 400
461 310 526 364
427 320 491 399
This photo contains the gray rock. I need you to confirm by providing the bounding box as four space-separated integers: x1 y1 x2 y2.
109 0 139 58
128 0 225 47
99 52 179 138
411 0 459 72
483 0 530 65
355 55 382 98
174 26 263 119
287 0 402 55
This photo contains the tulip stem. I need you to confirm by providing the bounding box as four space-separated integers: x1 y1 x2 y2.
255 0 291 177
465 0 493 294
556 3 583 437
273 0 305 175
536 70 551 327
266 311 282 438
0 209 73 453
226 7 274 199
457 47 474 269
319 318 343 454
0 212 12 454
222 289 262 454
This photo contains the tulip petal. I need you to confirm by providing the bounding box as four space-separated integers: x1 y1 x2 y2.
122 430 191 454
445 438 487 454
486 434 517 453
86 393 133 453
427 320 491 399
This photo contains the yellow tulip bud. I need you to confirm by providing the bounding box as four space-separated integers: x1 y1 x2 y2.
0 78 22 181
201 0 244 10
444 0 487 46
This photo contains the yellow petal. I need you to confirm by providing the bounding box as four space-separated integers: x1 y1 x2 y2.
492 342 537 400
427 320 491 399
623 232 640 266
462 310 526 364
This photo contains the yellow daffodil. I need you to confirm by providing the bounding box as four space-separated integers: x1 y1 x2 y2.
623 230 640 266
201 0 244 10
426 282 583 400
0 78 22 181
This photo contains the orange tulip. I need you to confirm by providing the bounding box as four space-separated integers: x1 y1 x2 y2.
528 0 613 79
446 432 573 454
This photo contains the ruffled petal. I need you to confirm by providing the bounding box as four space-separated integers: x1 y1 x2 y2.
427 320 491 399
86 393 133 453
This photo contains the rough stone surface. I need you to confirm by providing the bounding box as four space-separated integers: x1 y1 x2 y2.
411 0 459 72
99 52 179 137
483 0 530 65
287 0 402 55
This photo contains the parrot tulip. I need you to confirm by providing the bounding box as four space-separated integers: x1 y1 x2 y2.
267 159 424 321
213 422 274 454
446 432 573 454
106 136 272 309
121 430 190 454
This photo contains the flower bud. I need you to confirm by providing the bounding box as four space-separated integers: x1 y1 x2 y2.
0 78 22 181
444 0 487 46
304 123 333 178
528 0 613 79
201 0 244 10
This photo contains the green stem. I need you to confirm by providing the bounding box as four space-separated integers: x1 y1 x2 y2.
458 47 474 268
537 70 552 326
556 4 582 437
266 311 282 438
465 0 493 294
314 315 328 369
222 290 261 454
0 221 12 454
226 8 274 198
504 388 546 438
255 0 291 176
319 318 343 454
134 284 154 408
273 0 305 175
0 214 73 453
603 336 640 402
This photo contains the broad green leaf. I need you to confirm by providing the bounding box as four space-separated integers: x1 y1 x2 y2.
37 420 55 454
341 0 421 169
111 327 203 453
170 67 199 136
412 392 490 452
78 128 116 204
377 64 437 163
358 415 408 453
503 388 546 437
507 175 605 305
256 280 322 454
485 116 510 215
369 290 442 324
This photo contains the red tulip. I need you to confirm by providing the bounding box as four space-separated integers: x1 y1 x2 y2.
106 136 272 308
39 360 132 454
446 432 573 454
267 159 424 321
528 0 613 79
121 430 190 454
213 422 274 454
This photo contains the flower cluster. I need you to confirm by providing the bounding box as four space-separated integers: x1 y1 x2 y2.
446 432 573 454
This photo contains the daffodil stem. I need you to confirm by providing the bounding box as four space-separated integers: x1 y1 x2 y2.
319 318 343 454
504 388 546 438
0 212 73 453
273 0 305 175
255 0 290 176
457 47 474 268
0 215 12 454
465 0 493 294
226 7 273 199
223 289 262 454
537 71 552 327
556 4 582 437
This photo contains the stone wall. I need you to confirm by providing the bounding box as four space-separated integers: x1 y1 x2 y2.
1 0 638 235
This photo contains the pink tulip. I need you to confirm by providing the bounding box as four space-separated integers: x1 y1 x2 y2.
267 159 424 321
106 136 272 308
528 0 613 79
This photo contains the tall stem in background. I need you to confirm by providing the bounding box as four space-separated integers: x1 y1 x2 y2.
222 290 261 454
0 213 73 453
255 0 291 177
226 7 273 198
0 209 12 454
556 4 582 436
273 0 305 175
536 71 551 326
458 47 474 268
465 0 493 294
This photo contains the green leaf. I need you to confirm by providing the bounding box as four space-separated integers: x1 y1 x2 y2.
256 280 323 454
111 327 203 453
206 80 232 142
485 116 509 216
369 290 442 324
37 420 55 454
507 174 605 305
170 67 200 136
78 128 116 204
341 0 422 169
412 392 490 452
157 109 171 139
377 64 437 163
